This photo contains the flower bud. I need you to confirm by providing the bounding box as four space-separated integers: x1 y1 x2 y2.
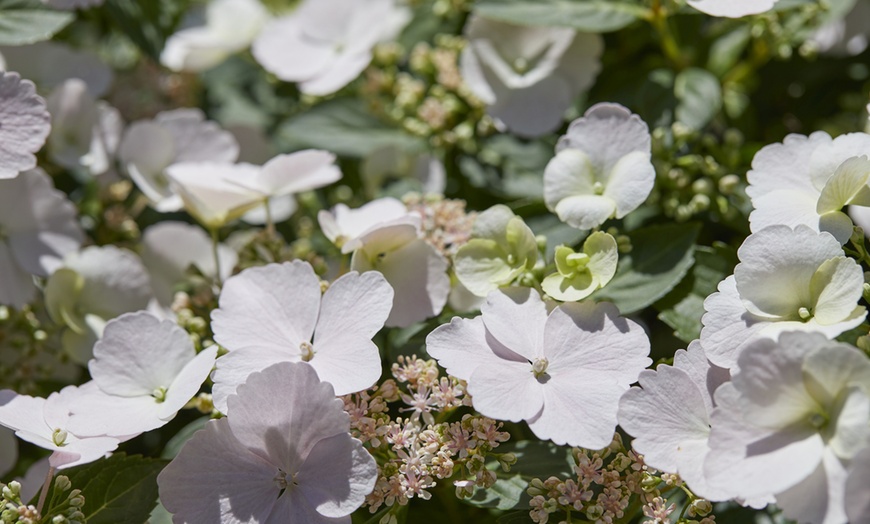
691 498 713 516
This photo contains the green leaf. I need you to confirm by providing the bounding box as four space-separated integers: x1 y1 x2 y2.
592 223 700 314
0 0 73 45
465 440 573 510
657 243 738 342
103 0 189 59
497 511 536 523
706 26 751 77
38 453 168 524
276 98 425 158
674 68 722 130
474 0 647 32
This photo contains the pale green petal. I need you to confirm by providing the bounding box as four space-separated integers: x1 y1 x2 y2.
504 216 538 269
44 268 85 333
454 239 513 297
471 204 514 241
584 231 618 286
554 245 577 276
809 256 864 325
542 271 596 302
817 156 870 214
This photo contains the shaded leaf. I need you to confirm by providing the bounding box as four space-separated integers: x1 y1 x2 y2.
474 0 646 33
593 223 700 314
0 0 73 45
675 68 722 130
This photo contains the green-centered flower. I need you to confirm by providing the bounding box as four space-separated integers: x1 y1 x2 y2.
454 205 538 297
542 232 617 301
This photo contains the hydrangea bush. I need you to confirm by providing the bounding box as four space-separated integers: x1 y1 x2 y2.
0 0 869 523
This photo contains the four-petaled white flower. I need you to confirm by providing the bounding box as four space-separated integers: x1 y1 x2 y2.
619 342 734 502
0 72 50 179
687 0 779 18
746 131 870 244
252 0 410 96
0 169 84 308
118 108 239 212
460 15 603 138
427 287 651 449
705 332 870 524
0 386 119 469
543 103 656 230
161 0 269 73
66 312 217 439
701 225 866 369
158 361 378 523
210 260 394 413
320 198 451 327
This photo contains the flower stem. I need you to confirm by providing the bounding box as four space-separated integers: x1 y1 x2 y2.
210 227 223 288
36 465 55 516
649 0 686 70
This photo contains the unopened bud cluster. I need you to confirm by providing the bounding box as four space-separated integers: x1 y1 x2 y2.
1 477 84 524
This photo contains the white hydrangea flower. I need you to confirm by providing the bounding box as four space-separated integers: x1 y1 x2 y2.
427 288 651 449
0 386 119 469
453 204 538 298
619 342 733 501
46 79 123 176
0 42 113 96
252 0 410 96
161 0 269 73
0 169 84 308
701 225 866 370
318 197 410 250
118 108 239 212
210 260 394 413
45 245 153 364
543 103 655 230
747 131 870 244
349 218 450 328
0 72 50 179
705 332 870 524
0 427 16 478
320 198 451 327
846 447 870 524
158 362 377 523
460 15 603 138
66 312 217 439
167 151 341 229
542 232 618 302
687 0 779 17
142 221 238 307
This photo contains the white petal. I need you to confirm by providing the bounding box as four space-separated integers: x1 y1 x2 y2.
558 103 652 177
65 388 160 438
688 0 778 17
211 347 293 415
159 108 239 165
468 358 544 422
90 312 196 396
426 316 508 382
481 287 548 362
845 447 870 524
602 150 655 219
488 76 573 138
0 391 49 440
746 132 831 201
705 384 825 499
810 256 865 325
0 73 50 179
296 433 377 518
166 162 263 228
310 271 393 394
701 276 770 369
299 51 373 96
673 342 730 415
157 417 280 524
544 301 651 384
0 41 113 97
162 346 218 419
257 150 341 197
554 194 617 230
0 168 84 275
776 449 848 524
734 226 842 319
63 245 152 318
212 261 321 353
252 16 335 81
226 362 349 474
543 148 597 212
318 198 409 246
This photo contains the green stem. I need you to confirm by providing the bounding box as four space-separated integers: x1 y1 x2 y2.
649 0 686 70
210 227 223 288
264 198 275 237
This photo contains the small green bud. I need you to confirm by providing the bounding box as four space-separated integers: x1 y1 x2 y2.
691 498 713 516
54 476 72 493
